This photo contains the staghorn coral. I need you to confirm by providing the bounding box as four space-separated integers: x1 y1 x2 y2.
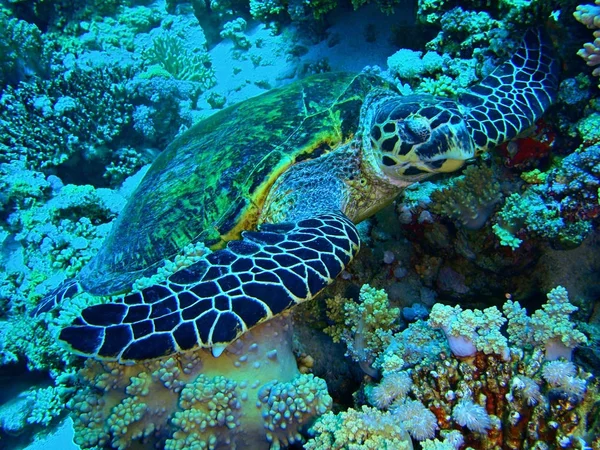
0 64 133 175
0 11 48 88
142 33 216 89
68 315 332 449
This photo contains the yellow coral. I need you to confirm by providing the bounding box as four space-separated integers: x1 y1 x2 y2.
324 284 400 362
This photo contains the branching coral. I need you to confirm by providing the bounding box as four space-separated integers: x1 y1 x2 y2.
376 315 597 448
428 304 510 359
0 12 47 88
68 315 332 449
305 405 413 450
504 286 588 361
142 32 216 89
430 164 501 230
324 284 400 374
0 64 133 174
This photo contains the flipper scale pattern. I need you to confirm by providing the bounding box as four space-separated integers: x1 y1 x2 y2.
59 212 360 362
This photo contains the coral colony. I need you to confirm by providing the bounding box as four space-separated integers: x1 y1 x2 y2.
0 1 599 450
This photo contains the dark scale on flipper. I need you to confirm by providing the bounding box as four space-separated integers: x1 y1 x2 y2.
122 333 176 360
98 325 133 358
123 305 151 323
132 320 154 339
255 258 279 271
82 303 128 326
59 326 103 355
191 281 219 298
203 266 226 281
123 292 144 305
217 274 241 292
243 231 284 245
195 310 219 344
150 296 178 318
207 250 237 265
211 313 243 344
228 240 260 255
142 284 174 304
169 261 208 284
154 312 182 332
173 322 199 351
275 268 309 299
182 299 213 320
232 297 269 328
214 295 231 311
255 271 280 284
305 267 329 294
289 247 321 261
177 291 199 309
461 28 558 152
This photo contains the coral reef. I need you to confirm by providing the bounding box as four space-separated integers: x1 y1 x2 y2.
1 1 599 449
493 145 600 249
309 287 597 449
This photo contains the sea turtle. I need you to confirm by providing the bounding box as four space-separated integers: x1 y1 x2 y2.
36 29 558 362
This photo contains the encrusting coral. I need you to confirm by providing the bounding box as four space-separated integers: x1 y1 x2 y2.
68 315 332 449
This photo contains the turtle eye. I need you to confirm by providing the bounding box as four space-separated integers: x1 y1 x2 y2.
401 116 431 144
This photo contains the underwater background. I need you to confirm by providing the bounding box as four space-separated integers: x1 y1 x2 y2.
0 0 599 448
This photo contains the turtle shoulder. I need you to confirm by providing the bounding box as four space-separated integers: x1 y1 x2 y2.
79 72 386 295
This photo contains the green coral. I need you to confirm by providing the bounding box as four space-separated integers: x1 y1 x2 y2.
0 11 47 88
142 33 216 88
503 286 588 360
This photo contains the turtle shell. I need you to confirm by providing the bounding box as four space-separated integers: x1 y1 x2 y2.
79 72 389 295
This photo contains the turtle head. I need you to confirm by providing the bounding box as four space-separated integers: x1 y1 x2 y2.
364 94 476 185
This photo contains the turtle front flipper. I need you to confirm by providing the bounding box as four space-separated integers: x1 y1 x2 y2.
59 212 360 362
459 28 559 152
32 279 83 316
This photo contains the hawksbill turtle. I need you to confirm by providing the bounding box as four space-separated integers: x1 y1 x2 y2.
35 29 558 362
